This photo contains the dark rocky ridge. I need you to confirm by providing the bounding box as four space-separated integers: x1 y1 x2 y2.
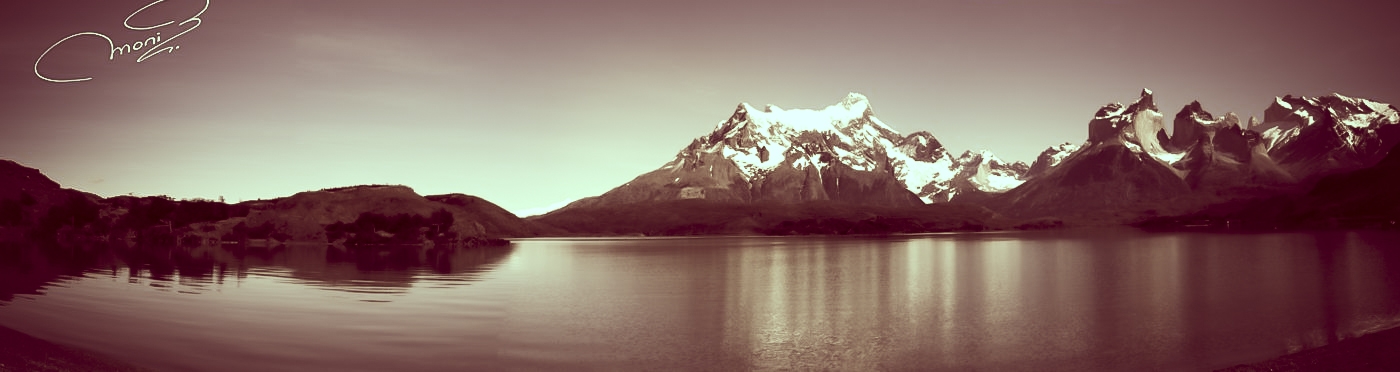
1258 94 1400 180
1170 102 1294 190
1024 143 1080 179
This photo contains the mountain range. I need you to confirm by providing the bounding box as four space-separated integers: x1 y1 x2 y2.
555 93 1032 211
537 89 1398 231
2 90 1398 241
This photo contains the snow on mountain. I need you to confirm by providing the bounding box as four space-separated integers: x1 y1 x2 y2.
1257 93 1400 178
692 92 1031 204
886 133 1031 202
1087 89 1183 166
1260 94 1399 152
562 93 1033 210
691 93 899 180
955 150 1029 193
1025 142 1082 179
549 89 1400 222
890 131 961 202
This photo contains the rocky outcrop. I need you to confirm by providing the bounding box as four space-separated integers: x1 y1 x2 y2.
895 131 945 162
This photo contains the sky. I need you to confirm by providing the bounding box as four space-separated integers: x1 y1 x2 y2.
3 0 1399 215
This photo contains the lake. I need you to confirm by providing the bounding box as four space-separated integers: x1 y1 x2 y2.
2 230 1399 371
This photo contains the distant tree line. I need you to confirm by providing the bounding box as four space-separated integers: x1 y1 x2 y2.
19 194 252 242
110 196 250 230
325 209 455 245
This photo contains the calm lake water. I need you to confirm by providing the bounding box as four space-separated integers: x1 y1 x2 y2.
2 230 1399 371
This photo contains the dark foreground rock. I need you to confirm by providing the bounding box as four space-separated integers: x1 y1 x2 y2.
1215 326 1400 372
0 325 149 372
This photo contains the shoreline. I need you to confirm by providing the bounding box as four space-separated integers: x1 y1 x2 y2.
0 325 149 372
1215 326 1400 371
1 324 1397 371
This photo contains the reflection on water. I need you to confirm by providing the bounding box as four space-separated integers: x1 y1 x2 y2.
0 240 516 372
497 232 1400 371
0 241 514 301
1 231 1399 371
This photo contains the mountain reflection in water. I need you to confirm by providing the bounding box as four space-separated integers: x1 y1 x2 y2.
0 240 514 302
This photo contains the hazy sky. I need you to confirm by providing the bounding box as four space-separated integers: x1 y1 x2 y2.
4 0 1399 215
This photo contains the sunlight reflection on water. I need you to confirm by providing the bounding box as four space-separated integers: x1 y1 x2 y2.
1 231 1398 371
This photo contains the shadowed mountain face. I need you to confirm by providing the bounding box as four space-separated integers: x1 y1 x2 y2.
1138 145 1400 230
994 89 1190 218
1282 146 1400 228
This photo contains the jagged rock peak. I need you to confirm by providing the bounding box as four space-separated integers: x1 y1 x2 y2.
841 92 869 107
957 149 1003 164
1088 88 1162 144
1171 101 1216 148
900 131 942 149
894 131 946 164
1180 101 1212 120
1221 112 1241 128
1133 88 1157 112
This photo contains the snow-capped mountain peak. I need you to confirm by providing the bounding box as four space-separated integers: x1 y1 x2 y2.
1025 142 1082 179
649 93 1039 205
953 150 1029 193
840 92 871 111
